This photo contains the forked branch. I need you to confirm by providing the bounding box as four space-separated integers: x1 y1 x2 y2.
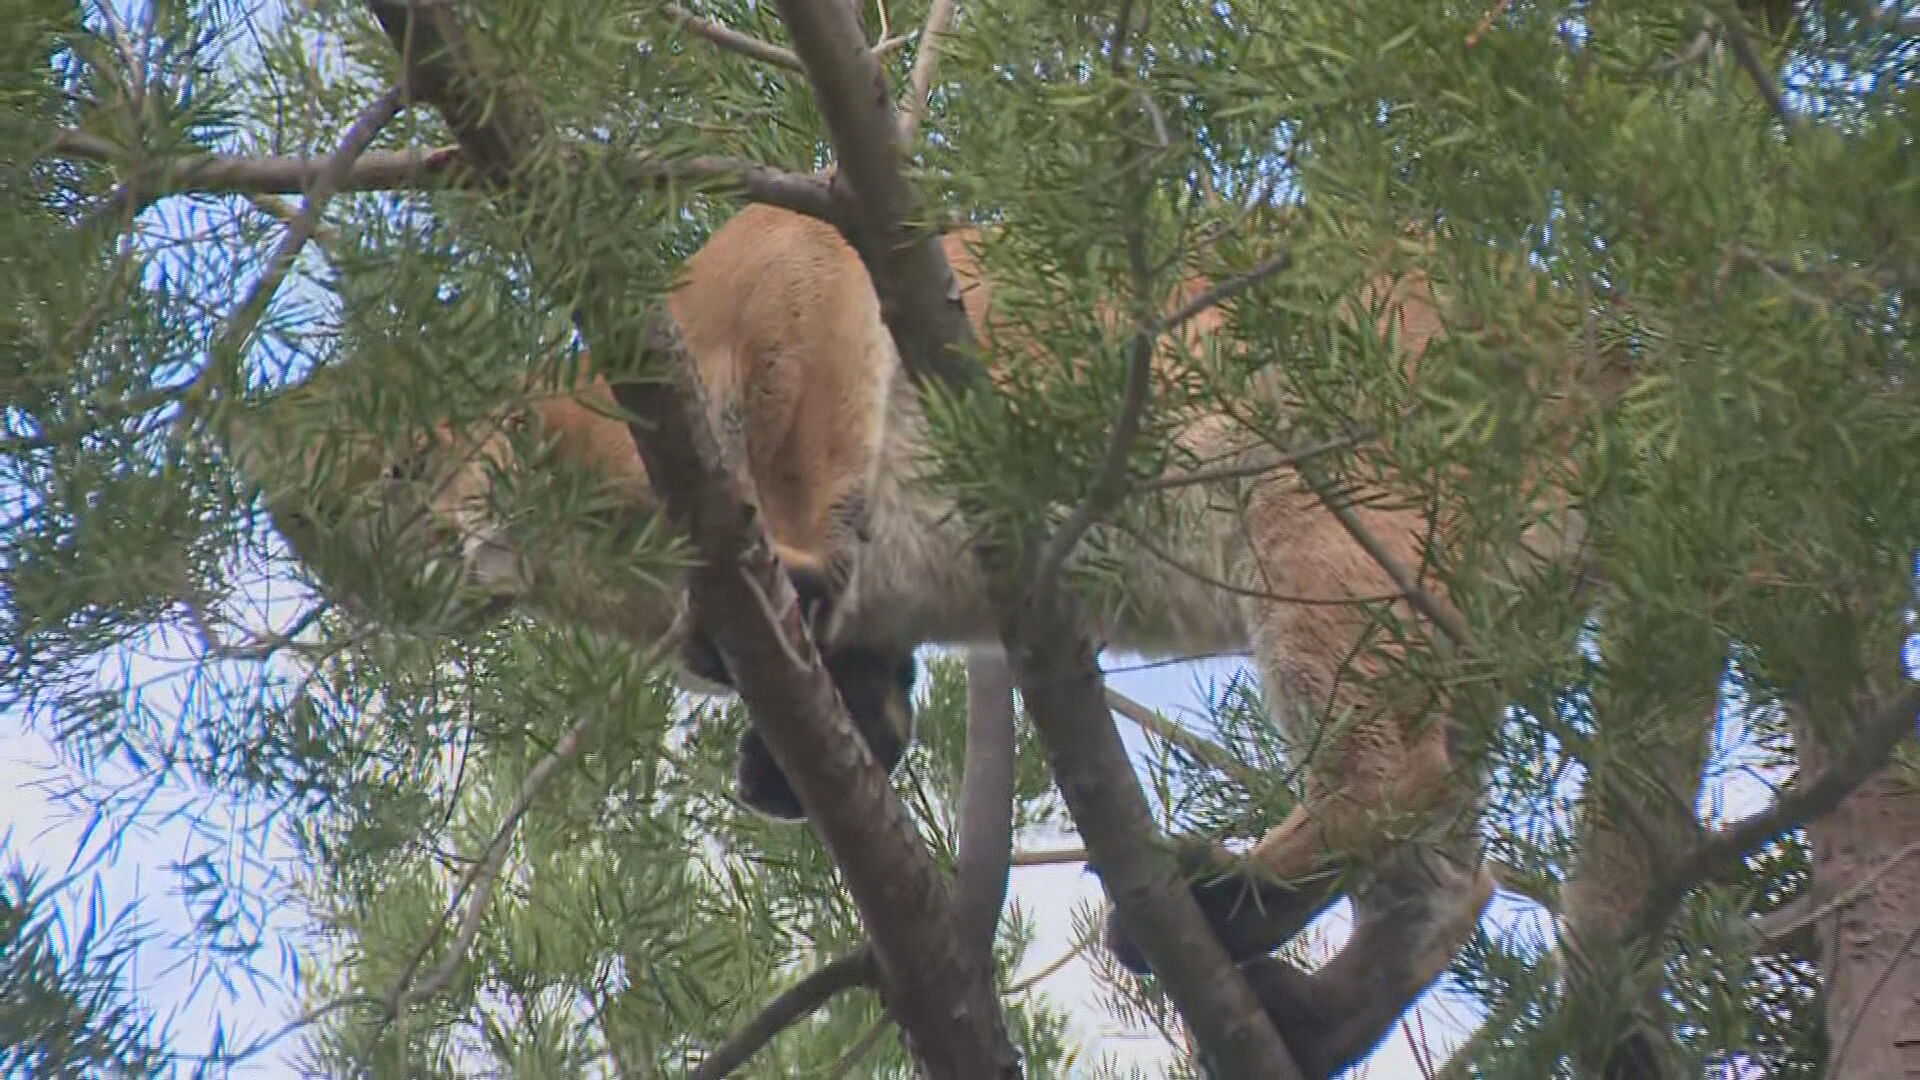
361 1 1015 1074
765 0 1303 1072
1622 684 1920 949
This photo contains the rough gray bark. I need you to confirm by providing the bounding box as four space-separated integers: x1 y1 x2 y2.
1806 744 1920 1077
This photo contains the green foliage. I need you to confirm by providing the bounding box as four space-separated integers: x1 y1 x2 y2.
0 866 172 1080
4 0 1917 1075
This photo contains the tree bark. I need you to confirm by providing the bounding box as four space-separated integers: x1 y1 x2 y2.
1559 629 1723 1078
1805 745 1920 1077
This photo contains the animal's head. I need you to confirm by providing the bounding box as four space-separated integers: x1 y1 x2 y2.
227 376 536 634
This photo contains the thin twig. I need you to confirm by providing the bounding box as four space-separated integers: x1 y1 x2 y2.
1033 109 1161 584
1751 838 1920 948
243 193 342 258
1034 320 1151 583
1117 519 1409 609
179 85 405 432
1138 429 1369 492
389 624 682 1015
173 994 379 1067
1648 28 1715 75
1296 464 1474 650
1006 933 1093 994
1012 847 1087 867
1103 650 1251 674
688 949 877 1080
894 0 957 143
1464 0 1517 48
0 381 194 454
46 130 840 225
1105 688 1260 787
827 1016 892 1079
1155 248 1294 335
666 3 804 70
1715 0 1792 126
1832 919 1920 1073
206 603 332 662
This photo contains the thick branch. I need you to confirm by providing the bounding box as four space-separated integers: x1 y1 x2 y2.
47 129 838 223
603 316 1015 1078
689 950 876 1080
1003 590 1307 1078
767 0 1302 1072
768 0 981 387
1622 684 1920 949
958 647 1018 960
361 2 1014 1075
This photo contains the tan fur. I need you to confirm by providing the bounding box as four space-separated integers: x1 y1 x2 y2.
238 204 895 654
239 204 1610 919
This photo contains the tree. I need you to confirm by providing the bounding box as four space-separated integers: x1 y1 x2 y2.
4 0 1917 1077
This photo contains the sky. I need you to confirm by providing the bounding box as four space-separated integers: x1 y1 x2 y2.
2 642 1471 1079
11 3 1899 1075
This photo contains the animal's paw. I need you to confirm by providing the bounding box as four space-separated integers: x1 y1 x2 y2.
783 559 839 644
681 560 842 692
733 645 918 821
734 730 806 820
1102 841 1341 974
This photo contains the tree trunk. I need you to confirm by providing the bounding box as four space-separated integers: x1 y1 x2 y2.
1806 759 1920 1077
1561 625 1724 1078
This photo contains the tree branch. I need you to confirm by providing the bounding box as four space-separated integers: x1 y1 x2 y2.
688 949 876 1080
1155 247 1293 336
1005 593 1306 1077
688 646 1016 1080
766 0 1303 1071
1105 688 1261 787
1622 684 1920 949
768 0 982 388
362 2 1015 1075
1750 837 1920 953
1296 463 1474 651
958 647 1018 960
1715 0 1793 126
1137 429 1370 492
1012 846 1086 867
47 130 839 224
182 83 404 430
666 3 804 70
894 0 956 144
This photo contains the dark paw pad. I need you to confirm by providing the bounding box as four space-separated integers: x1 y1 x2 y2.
787 563 837 641
1103 843 1341 975
824 645 917 775
679 629 733 688
735 729 805 821
730 646 917 822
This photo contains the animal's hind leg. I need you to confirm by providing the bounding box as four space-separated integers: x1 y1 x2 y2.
1107 484 1483 976
721 332 904 820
